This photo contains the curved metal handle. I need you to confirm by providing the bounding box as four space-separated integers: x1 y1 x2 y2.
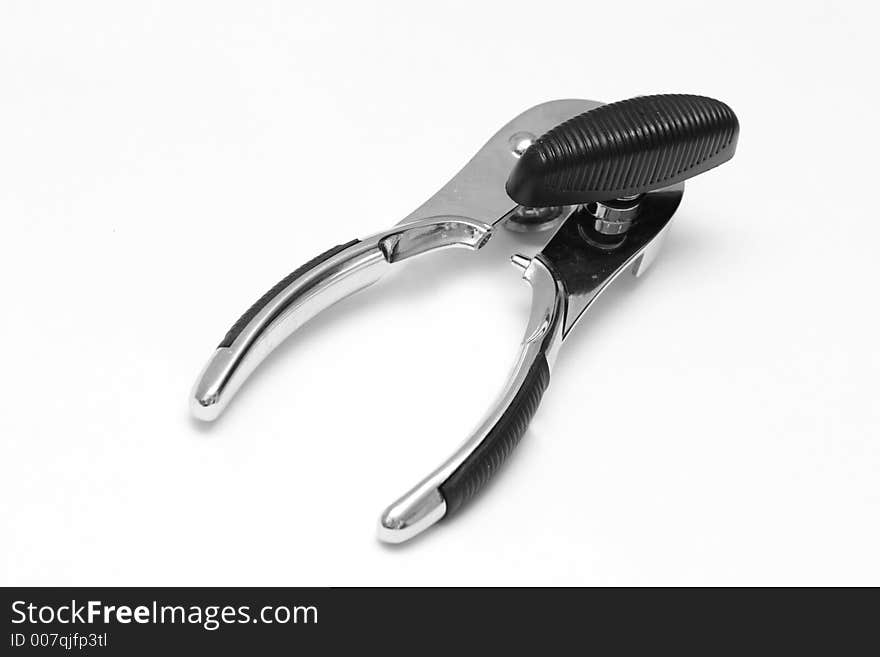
191 238 382 421
190 218 492 421
378 257 565 543
216 240 362 350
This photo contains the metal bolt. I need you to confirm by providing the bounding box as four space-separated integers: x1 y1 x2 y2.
508 131 536 157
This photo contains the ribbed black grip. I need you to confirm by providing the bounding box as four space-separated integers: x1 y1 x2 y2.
506 94 738 207
440 354 550 517
218 239 359 348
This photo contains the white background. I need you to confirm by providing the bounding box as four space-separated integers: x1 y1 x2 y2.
1 1 877 586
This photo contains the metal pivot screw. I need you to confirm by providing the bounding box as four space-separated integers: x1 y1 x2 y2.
504 131 566 232
508 131 536 157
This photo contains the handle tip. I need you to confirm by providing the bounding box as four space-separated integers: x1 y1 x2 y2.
190 348 236 422
377 488 447 544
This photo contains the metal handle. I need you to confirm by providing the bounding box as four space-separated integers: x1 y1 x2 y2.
191 218 493 422
378 257 565 543
191 238 383 421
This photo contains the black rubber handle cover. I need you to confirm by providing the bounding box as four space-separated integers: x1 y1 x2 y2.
218 239 360 348
506 94 738 207
440 354 551 517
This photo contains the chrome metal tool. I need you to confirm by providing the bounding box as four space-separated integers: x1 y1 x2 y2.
190 95 739 543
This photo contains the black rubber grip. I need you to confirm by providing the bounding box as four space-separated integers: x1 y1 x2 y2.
506 94 738 206
218 239 360 348
440 354 550 517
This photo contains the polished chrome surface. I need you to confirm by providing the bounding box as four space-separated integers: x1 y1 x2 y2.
377 489 447 544
377 257 566 543
510 252 531 272
376 188 686 544
189 98 684 546
395 100 602 229
503 129 574 232
507 131 536 157
589 195 643 235
376 187 682 542
503 204 572 232
191 99 602 422
191 216 492 421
